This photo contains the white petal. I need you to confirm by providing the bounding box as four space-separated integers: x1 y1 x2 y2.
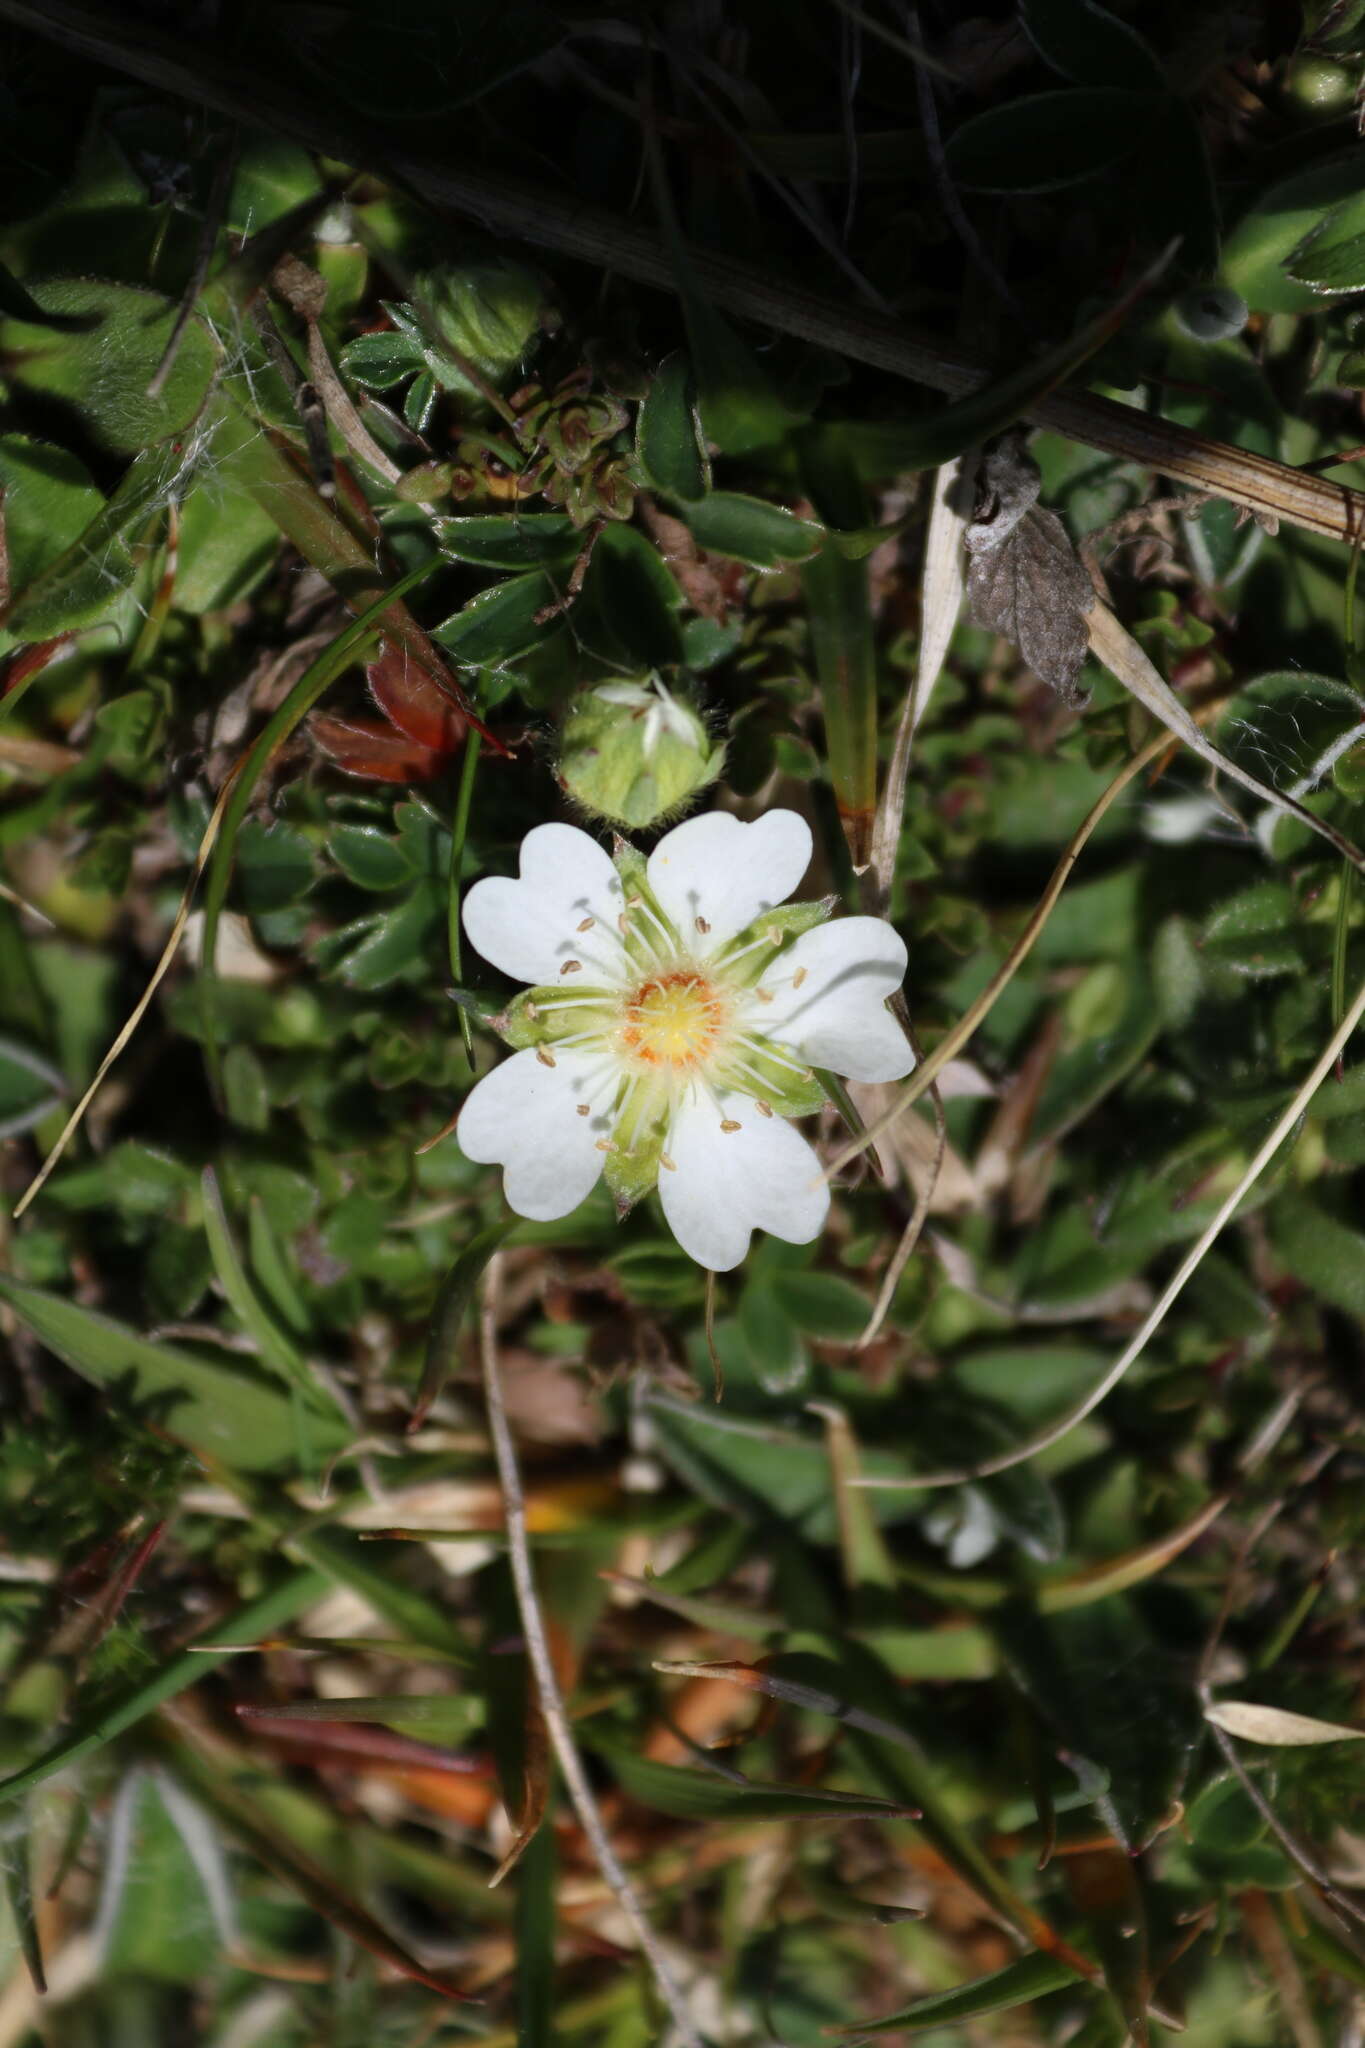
463 823 627 987
647 810 811 957
659 1085 829 1271
457 1047 614 1221
754 918 912 1082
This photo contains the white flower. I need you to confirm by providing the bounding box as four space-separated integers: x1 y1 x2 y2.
456 809 913 1271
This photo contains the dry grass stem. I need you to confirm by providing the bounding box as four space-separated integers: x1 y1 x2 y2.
478 1258 704 2048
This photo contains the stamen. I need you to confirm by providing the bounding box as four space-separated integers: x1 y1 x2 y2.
594 1137 615 1153
720 1118 742 1133
755 987 774 1004
755 1099 773 1117
695 915 710 935
525 1000 539 1019
792 966 808 990
577 916 596 932
560 959 582 975
576 1103 590 1116
660 1152 677 1171
536 1047 556 1068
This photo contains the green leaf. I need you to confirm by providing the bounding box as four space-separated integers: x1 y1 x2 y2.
0 434 103 619
201 1167 341 1413
100 1771 227 1983
433 568 565 667
833 1950 1078 2034
1221 152 1365 312
0 1566 326 1806
779 1271 871 1341
4 440 183 643
0 1274 348 1472
738 1282 809 1394
680 490 823 567
0 1034 65 1139
234 820 316 916
200 559 442 1075
0 277 219 456
1021 0 1163 87
227 136 324 235
340 327 425 390
1202 882 1303 983
993 1595 1202 1850
1269 1194 1365 1318
432 513 581 570
320 882 444 989
945 89 1149 193
1286 190 1365 293
173 478 279 613
581 521 684 669
589 1732 913 1822
412 1217 522 1428
636 351 710 500
328 822 416 891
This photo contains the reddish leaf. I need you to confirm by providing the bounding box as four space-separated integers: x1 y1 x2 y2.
366 640 467 755
309 711 451 782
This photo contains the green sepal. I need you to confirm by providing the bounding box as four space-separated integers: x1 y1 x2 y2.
603 1095 669 1214
498 985 615 1050
723 895 836 986
736 1062 828 1121
447 985 512 1032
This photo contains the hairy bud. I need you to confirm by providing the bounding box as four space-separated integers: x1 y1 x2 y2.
558 678 724 830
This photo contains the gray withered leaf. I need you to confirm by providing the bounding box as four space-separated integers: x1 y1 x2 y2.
964 436 1096 705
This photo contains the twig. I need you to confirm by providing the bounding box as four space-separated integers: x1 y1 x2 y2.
855 961 1365 1490
857 1004 945 1348
1201 1688 1365 1946
478 1259 704 2048
6 0 1365 545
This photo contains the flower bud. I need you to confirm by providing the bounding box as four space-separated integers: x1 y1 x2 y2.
558 678 724 830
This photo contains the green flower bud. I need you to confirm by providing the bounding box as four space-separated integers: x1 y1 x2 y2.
410 261 545 389
558 678 724 831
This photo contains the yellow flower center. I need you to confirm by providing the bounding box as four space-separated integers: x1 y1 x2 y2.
618 971 728 1070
